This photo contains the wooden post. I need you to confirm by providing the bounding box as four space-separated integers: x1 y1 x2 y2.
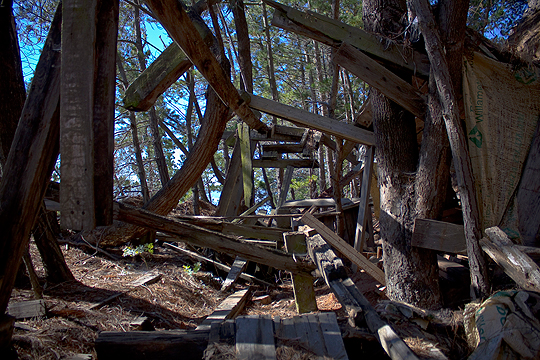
239 123 253 207
93 0 119 226
277 165 294 207
0 3 62 316
284 232 317 314
353 146 374 256
60 0 98 231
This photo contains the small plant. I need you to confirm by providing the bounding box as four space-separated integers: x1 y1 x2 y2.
122 243 154 257
182 262 201 276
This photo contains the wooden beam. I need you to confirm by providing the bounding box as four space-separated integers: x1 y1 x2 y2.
95 330 210 360
247 93 374 145
253 159 319 168
114 202 316 274
197 288 252 330
277 165 294 207
239 123 253 207
60 0 97 230
412 219 467 254
481 226 540 292
353 146 374 255
267 0 430 77
93 0 119 226
304 231 418 360
144 0 268 132
0 4 62 316
335 43 426 119
236 315 277 360
284 232 317 313
282 198 355 208
301 213 386 285
221 257 249 292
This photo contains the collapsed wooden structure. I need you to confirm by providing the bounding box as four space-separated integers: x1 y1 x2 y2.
1 0 539 358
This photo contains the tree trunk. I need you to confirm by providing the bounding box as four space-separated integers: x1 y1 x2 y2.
117 56 150 202
262 1 280 124
134 5 170 188
230 0 253 92
363 0 442 309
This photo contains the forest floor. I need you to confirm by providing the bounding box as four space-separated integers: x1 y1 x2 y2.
7 201 472 360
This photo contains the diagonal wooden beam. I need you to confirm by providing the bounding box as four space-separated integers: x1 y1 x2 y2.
144 0 269 132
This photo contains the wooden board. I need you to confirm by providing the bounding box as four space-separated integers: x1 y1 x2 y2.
197 288 251 330
239 123 253 207
267 0 430 77
7 299 46 320
301 213 386 285
277 165 294 207
221 257 249 292
354 145 374 255
114 202 316 275
412 219 467 254
481 226 540 292
236 315 277 360
318 312 349 360
282 198 356 208
335 42 426 119
129 272 162 287
95 330 210 360
247 93 374 145
253 159 319 168
60 0 97 231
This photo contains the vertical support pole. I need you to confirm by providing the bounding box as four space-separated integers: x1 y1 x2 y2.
284 232 317 314
60 0 98 230
277 165 294 207
354 146 374 255
239 123 253 208
93 0 119 226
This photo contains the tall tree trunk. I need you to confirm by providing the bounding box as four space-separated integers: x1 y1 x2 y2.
230 0 253 92
117 56 150 202
363 0 442 309
134 4 170 187
262 1 280 123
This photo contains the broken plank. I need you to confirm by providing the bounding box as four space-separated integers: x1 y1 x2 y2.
277 165 294 208
318 312 349 360
267 0 430 77
115 202 315 274
129 272 162 287
144 0 268 132
163 242 274 287
335 42 426 119
247 93 374 145
239 123 253 207
221 257 248 292
301 212 386 285
7 299 46 320
412 219 467 254
95 330 210 360
236 315 277 360
353 145 374 256
197 288 252 330
253 159 319 168
481 226 540 292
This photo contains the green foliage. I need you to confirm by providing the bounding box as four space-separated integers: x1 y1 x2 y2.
122 243 154 257
467 0 527 40
182 262 202 276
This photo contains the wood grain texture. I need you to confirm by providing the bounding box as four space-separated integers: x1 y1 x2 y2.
252 159 319 168
236 315 276 360
354 146 374 254
335 43 426 118
60 0 98 231
412 219 467 254
247 93 374 145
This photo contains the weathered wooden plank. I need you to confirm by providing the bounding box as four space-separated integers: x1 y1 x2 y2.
301 213 386 285
7 300 46 320
232 195 271 224
335 43 426 119
262 143 304 154
93 0 119 226
239 123 253 207
114 202 316 275
277 165 294 208
95 330 210 360
129 272 162 287
60 0 97 231
481 226 540 292
216 141 244 217
306 313 327 356
0 4 62 316
236 315 277 360
163 242 273 287
247 93 374 145
282 198 355 208
318 312 349 360
267 0 430 77
253 159 319 168
144 0 268 132
284 232 317 314
221 257 249 292
353 146 374 255
197 288 251 330
412 219 467 254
